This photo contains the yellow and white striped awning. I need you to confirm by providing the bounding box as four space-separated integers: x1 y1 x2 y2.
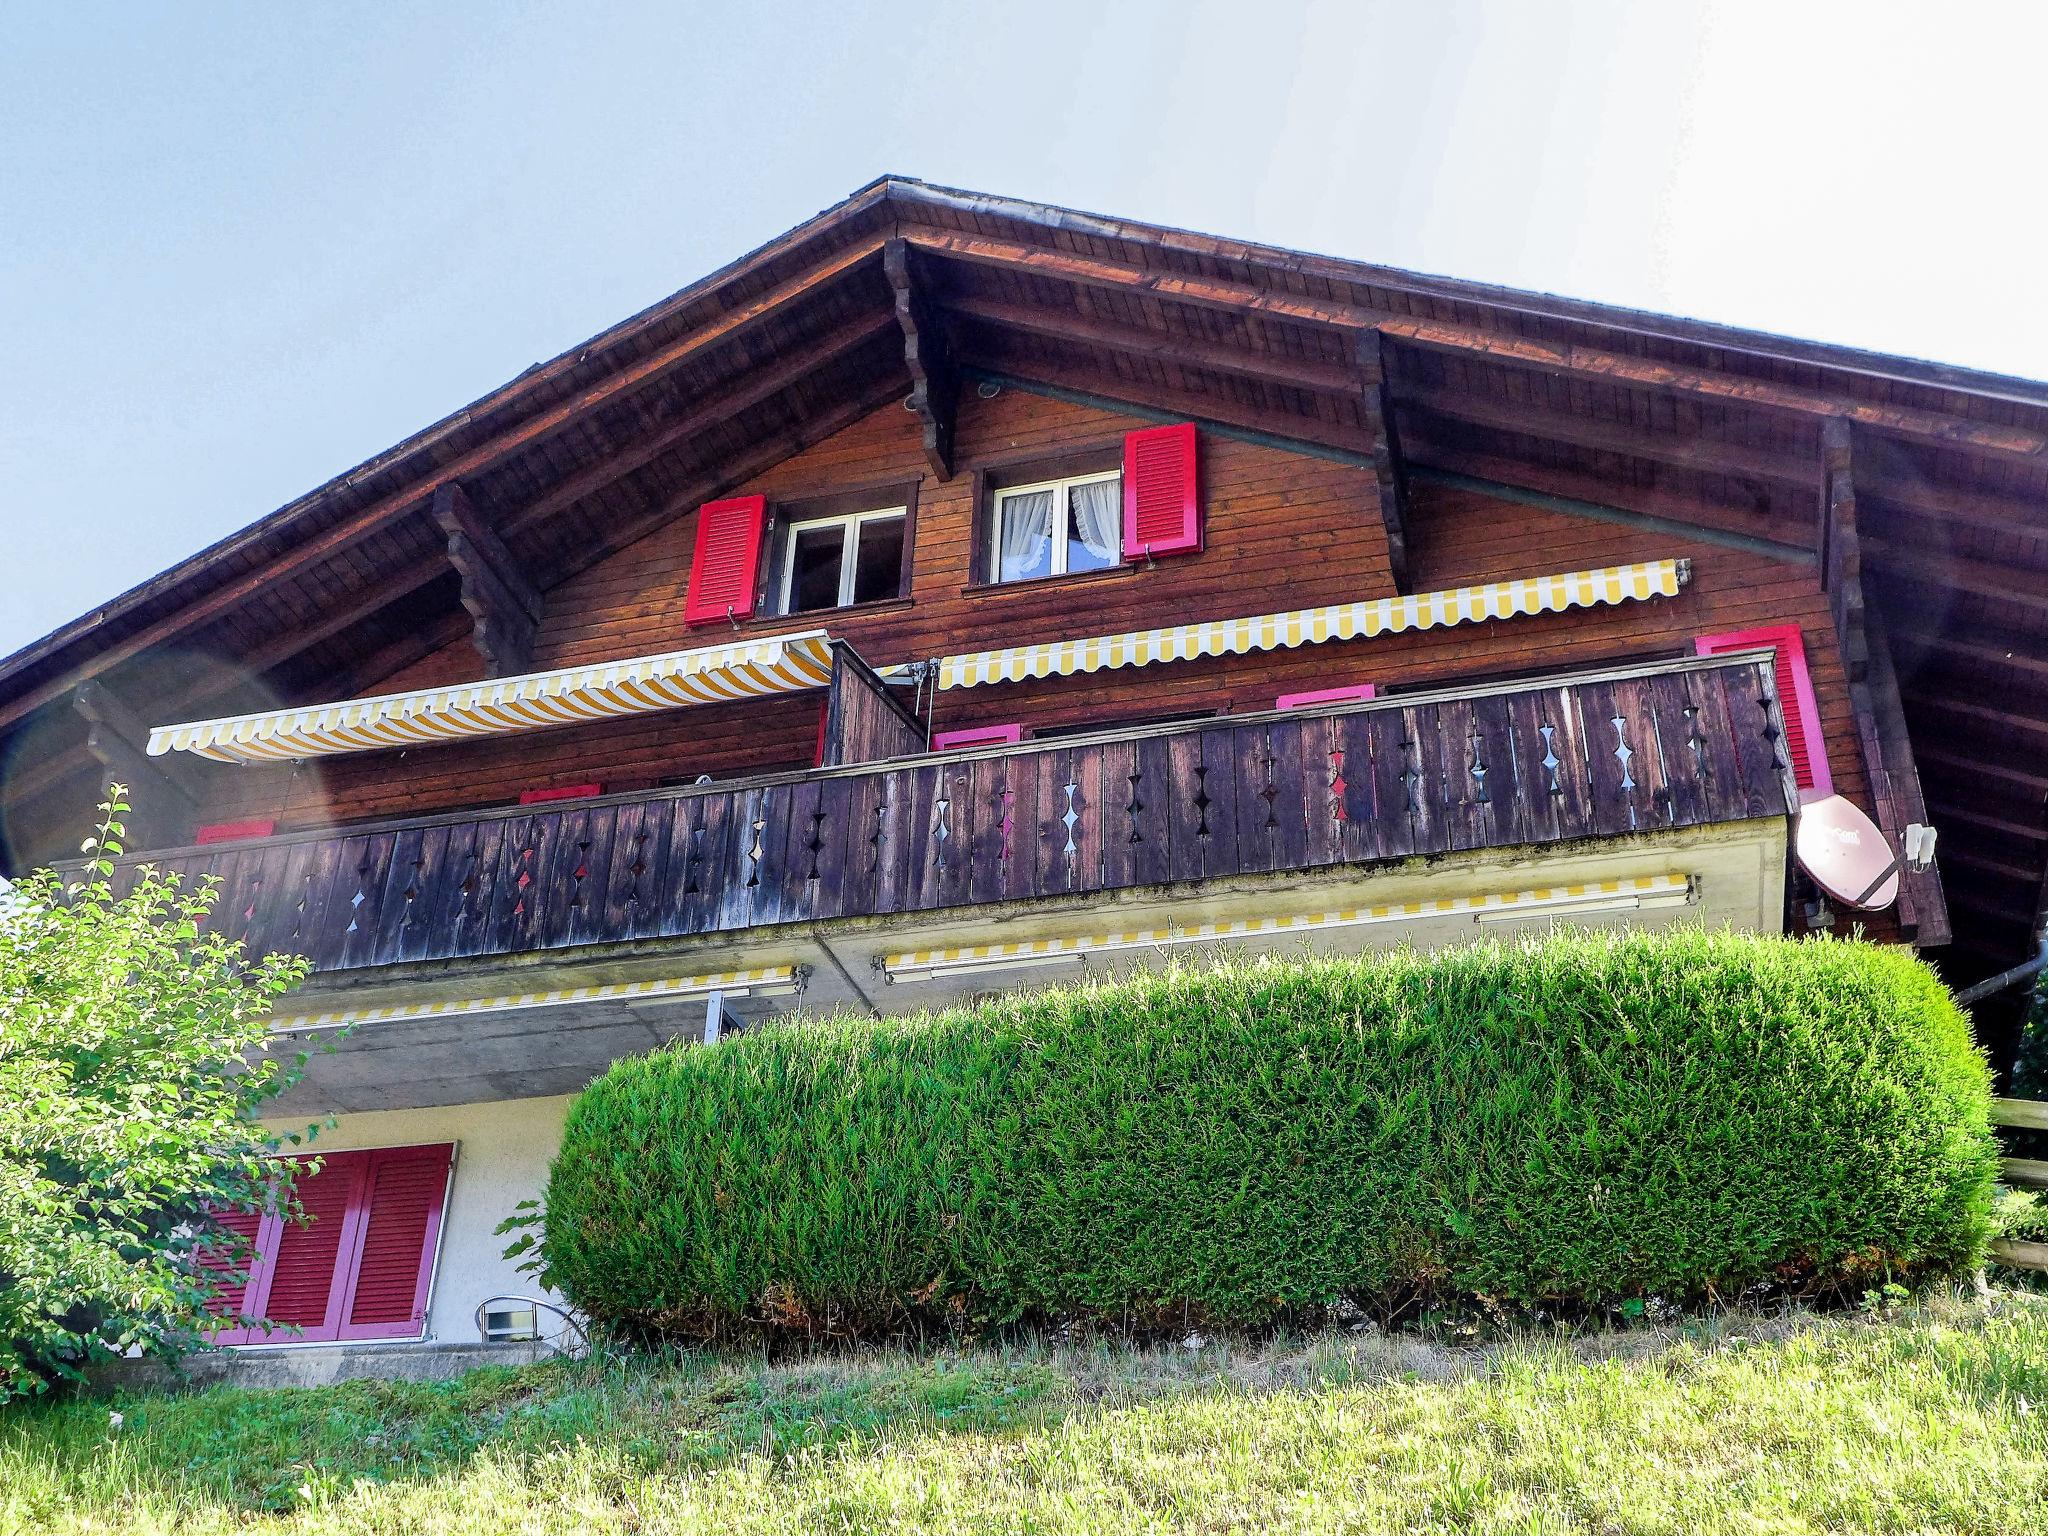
882 874 1696 982
148 631 838 764
935 560 1686 690
271 965 801 1035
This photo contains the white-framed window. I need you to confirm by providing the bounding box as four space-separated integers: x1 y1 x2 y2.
772 506 908 615
990 471 1122 584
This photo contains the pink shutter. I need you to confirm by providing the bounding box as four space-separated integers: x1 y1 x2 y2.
1695 624 1831 798
1122 424 1201 561
1276 684 1377 710
931 723 1023 751
195 819 276 845
246 1153 369 1343
683 495 767 626
336 1145 453 1341
200 1207 277 1346
518 783 603 805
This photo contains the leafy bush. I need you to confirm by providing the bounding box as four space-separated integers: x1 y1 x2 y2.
0 794 310 1397
534 930 1997 1337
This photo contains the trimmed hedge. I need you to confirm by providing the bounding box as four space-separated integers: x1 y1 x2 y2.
539 930 1997 1335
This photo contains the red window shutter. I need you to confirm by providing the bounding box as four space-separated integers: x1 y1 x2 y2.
337 1145 453 1341
682 495 767 626
1695 624 1832 799
1121 424 1201 561
195 818 275 845
931 723 1023 751
1276 684 1377 710
518 784 603 805
249 1153 369 1343
200 1208 274 1345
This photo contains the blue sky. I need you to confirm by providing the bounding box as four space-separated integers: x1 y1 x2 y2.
3 1 2042 659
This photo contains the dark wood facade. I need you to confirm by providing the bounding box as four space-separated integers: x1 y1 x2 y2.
3 176 2040 1051
107 657 1791 983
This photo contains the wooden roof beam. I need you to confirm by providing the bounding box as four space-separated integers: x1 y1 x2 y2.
0 740 93 813
592 371 918 581
1392 379 1820 497
1394 415 1816 561
0 237 889 738
884 239 959 480
939 291 1360 396
903 229 2048 463
504 308 898 537
1354 331 1413 593
433 483 541 676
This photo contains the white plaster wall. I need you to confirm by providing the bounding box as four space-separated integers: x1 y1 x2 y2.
263 1093 572 1344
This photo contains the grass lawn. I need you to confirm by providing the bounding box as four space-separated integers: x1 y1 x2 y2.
7 1291 2048 1534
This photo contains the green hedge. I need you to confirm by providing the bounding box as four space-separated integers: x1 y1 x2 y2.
539 931 1997 1335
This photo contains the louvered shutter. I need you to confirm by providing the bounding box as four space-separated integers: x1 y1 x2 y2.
1276 684 1377 710
200 1208 275 1346
337 1144 453 1341
1695 624 1832 799
248 1152 368 1343
682 495 767 626
1121 424 1201 561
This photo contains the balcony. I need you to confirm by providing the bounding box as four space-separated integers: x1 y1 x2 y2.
110 650 1793 985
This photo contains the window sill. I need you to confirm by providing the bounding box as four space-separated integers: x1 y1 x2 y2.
960 566 1138 599
727 595 915 629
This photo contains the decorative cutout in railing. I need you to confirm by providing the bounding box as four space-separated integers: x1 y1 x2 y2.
108 657 1790 977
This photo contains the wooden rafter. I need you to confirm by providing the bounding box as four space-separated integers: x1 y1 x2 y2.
883 239 958 480
902 228 2048 463
1392 379 1820 496
1354 331 1412 593
0 740 93 810
505 309 897 537
1394 414 1814 558
617 372 916 559
941 291 1358 395
432 483 541 676
0 236 889 737
1817 420 1948 944
1820 421 1870 686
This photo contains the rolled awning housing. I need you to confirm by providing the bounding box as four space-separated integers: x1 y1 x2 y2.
148 630 838 764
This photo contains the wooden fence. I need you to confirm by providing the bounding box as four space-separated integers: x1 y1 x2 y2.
1990 1096 2048 1272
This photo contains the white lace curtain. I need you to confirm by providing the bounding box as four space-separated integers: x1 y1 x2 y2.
998 489 1054 581
1068 479 1120 567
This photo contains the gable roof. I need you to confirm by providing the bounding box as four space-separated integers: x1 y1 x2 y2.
4 175 2046 978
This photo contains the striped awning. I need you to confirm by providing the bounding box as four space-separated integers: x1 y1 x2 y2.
148 630 838 764
935 559 1687 690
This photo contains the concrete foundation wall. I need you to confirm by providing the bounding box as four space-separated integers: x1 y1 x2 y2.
263 1094 572 1345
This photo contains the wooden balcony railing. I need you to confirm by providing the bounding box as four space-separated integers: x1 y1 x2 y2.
103 653 1792 977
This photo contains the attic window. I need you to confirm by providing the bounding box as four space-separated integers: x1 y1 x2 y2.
991 471 1122 583
771 506 908 615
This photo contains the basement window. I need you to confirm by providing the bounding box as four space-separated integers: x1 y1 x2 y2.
771 506 907 615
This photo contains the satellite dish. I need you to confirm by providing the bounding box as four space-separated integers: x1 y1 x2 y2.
1794 794 1900 910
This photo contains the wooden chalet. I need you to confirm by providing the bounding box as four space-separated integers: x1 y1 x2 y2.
3 176 2042 1354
